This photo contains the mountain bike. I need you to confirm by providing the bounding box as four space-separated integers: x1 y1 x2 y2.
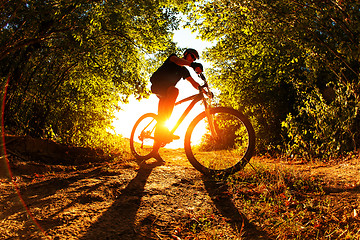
130 74 255 176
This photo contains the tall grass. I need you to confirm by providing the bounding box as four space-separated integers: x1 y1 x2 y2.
176 158 360 239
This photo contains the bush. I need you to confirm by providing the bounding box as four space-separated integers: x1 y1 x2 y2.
282 82 359 160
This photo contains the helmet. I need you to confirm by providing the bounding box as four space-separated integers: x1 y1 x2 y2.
184 48 199 60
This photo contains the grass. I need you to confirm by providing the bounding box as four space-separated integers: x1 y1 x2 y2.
175 158 360 239
229 161 326 239
234 160 360 239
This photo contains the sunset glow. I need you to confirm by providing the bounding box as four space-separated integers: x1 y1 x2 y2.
112 80 206 149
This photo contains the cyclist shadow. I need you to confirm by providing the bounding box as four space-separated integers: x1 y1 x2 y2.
79 163 156 240
202 176 273 240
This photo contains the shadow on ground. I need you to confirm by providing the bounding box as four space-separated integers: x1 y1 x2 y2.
78 164 155 240
202 176 273 240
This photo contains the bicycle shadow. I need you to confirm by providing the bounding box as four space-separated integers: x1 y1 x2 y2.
202 176 273 240
79 163 156 240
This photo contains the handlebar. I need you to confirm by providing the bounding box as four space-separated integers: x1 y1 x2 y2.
197 74 214 99
199 73 206 81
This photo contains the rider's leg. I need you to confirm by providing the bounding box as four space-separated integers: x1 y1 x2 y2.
157 86 179 125
156 86 179 141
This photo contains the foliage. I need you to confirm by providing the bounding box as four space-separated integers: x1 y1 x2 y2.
283 82 359 159
2 0 360 160
188 0 360 159
188 0 300 152
198 114 240 151
0 0 193 147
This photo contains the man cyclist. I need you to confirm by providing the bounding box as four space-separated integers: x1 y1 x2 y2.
150 48 203 143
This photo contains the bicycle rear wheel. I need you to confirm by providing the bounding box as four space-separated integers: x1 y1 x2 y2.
130 113 159 161
184 107 255 176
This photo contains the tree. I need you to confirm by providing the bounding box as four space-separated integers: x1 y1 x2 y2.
189 0 300 152
1 0 193 147
189 0 360 158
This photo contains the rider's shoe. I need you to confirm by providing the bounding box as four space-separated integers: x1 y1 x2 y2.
168 133 180 141
162 133 180 144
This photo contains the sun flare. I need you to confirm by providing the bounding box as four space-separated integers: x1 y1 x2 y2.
112 82 207 149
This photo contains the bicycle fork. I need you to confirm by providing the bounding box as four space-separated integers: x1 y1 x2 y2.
204 101 218 140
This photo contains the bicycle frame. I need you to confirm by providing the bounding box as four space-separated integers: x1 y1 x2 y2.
168 91 204 135
136 79 218 145
132 92 206 148
168 85 218 140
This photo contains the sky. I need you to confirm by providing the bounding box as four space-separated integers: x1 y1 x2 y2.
112 26 214 148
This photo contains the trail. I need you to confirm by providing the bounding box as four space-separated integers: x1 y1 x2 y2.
1 146 359 239
0 150 269 240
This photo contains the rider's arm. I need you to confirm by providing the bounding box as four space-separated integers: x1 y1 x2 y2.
169 55 192 67
185 76 201 90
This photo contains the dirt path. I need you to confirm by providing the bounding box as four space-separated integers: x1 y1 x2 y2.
1 148 359 239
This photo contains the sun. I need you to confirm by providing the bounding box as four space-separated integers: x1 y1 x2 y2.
164 107 207 148
112 81 207 149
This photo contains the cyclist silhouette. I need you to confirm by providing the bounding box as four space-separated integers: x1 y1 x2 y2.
150 48 203 143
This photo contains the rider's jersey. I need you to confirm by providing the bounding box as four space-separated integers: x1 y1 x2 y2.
150 54 191 96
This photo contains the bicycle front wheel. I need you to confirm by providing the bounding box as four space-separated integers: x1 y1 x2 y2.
184 107 255 176
130 113 159 161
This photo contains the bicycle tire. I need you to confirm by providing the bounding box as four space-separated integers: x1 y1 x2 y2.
184 107 255 176
130 113 160 161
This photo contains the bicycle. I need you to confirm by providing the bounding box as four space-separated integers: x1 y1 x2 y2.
130 73 255 176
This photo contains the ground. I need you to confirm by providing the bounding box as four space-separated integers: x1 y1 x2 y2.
1 144 360 240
